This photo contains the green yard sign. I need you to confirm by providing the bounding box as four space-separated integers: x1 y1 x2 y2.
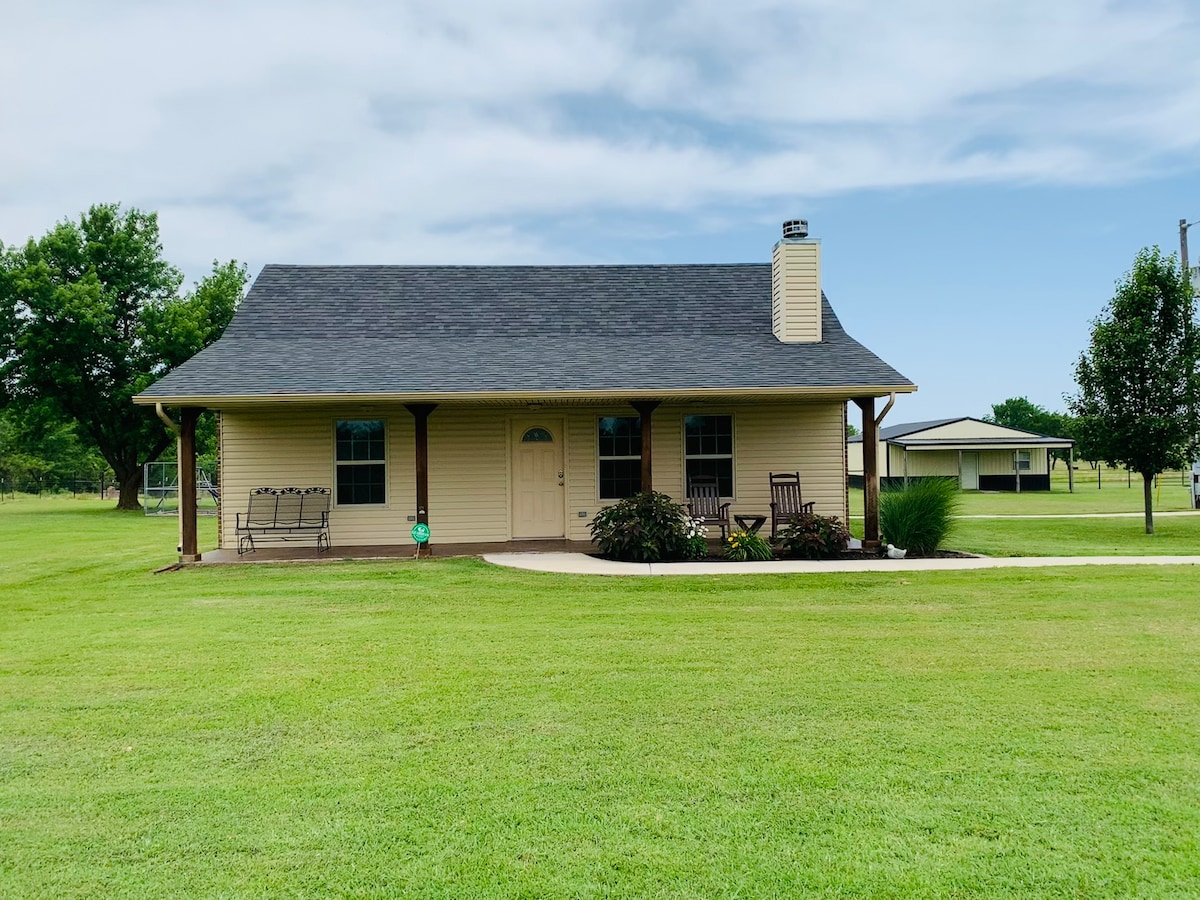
411 523 431 543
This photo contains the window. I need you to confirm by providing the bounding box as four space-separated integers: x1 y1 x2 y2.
335 420 385 505
522 427 554 443
598 416 641 499
685 415 733 497
1015 450 1031 471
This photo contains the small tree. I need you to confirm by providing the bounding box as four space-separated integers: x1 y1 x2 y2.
1067 247 1200 534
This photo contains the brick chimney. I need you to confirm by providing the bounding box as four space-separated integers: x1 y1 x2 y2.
771 219 821 343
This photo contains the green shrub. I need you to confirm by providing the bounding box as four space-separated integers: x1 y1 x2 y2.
879 478 960 555
590 492 688 562
724 528 773 561
774 513 851 560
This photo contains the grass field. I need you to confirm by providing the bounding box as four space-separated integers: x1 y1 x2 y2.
850 465 1198 518
2 498 1200 897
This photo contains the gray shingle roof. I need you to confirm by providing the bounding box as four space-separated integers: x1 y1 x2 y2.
848 418 964 443
137 264 915 400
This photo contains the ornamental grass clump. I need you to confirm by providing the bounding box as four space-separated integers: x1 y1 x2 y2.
724 528 773 562
879 478 961 555
774 513 851 560
589 491 688 562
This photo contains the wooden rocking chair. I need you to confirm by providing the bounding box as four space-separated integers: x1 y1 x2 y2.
770 471 815 540
687 475 731 540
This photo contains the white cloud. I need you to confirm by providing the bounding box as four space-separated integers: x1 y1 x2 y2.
1 0 1197 278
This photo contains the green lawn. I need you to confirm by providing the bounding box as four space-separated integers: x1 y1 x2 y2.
950 515 1200 557
850 465 1198 517
3 499 1200 898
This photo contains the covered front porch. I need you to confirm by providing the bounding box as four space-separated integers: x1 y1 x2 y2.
168 392 893 562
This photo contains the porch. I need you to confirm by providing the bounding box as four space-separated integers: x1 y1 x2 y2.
197 538 596 565
169 394 892 562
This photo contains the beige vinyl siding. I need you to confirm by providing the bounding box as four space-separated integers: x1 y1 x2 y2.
570 401 846 533
219 399 849 548
885 446 960 478
847 440 888 477
220 405 415 549
563 407 683 542
847 441 863 476
914 420 1040 441
771 241 822 343
979 448 1049 476
722 401 845 520
904 450 960 476
428 407 509 542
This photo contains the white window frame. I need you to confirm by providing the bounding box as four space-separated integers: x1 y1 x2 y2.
683 413 735 499
597 415 642 501
1015 449 1031 471
334 418 388 507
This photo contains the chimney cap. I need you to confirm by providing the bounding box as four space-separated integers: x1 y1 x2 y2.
782 219 809 240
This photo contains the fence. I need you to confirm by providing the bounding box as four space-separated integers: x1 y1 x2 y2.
0 473 115 500
142 462 219 516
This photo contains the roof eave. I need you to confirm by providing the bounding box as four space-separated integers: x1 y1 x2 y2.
134 383 918 408
889 438 1075 449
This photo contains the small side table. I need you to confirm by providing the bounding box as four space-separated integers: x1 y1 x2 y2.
734 513 767 534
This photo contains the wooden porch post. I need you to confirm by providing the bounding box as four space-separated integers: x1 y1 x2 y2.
631 400 661 493
853 397 880 547
405 403 438 553
1068 447 1075 493
180 407 202 562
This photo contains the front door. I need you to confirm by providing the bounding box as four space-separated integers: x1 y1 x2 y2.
511 419 565 538
961 452 980 490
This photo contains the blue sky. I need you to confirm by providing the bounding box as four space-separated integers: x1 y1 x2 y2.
2 0 1198 422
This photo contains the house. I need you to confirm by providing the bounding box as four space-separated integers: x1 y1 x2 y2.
847 417 1075 491
134 221 916 560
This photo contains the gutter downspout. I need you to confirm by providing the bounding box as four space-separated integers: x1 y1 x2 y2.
875 392 896 428
156 403 180 436
876 392 896 487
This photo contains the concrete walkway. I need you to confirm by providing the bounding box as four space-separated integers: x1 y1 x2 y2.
482 551 1200 576
847 510 1200 519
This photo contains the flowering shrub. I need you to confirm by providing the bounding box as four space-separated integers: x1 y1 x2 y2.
589 491 688 562
724 528 773 561
774 513 851 560
680 514 709 560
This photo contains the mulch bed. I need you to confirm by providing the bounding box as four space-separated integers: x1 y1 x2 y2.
589 548 978 563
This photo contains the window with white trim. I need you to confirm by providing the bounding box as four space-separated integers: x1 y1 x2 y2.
685 414 733 497
598 416 641 499
1015 450 1031 471
335 420 386 505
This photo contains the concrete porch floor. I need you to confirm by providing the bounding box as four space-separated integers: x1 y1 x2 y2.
197 539 596 564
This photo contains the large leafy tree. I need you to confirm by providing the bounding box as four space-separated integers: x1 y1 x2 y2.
1 204 246 510
984 396 1074 466
1068 246 1200 533
985 396 1060 434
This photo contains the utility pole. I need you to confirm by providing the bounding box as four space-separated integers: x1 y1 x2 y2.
1183 219 1191 291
